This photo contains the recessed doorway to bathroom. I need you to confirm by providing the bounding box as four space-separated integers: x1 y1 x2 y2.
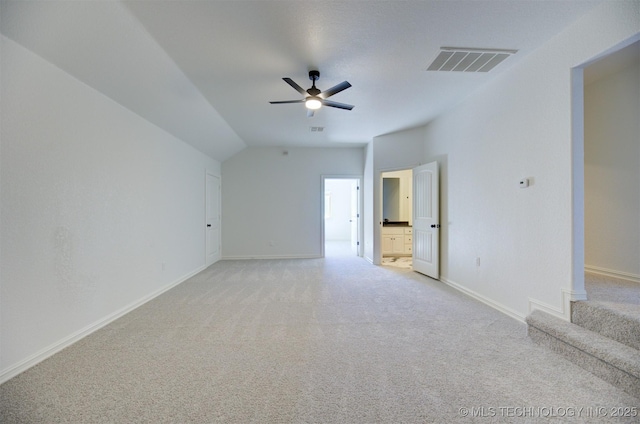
381 169 413 269
322 177 361 257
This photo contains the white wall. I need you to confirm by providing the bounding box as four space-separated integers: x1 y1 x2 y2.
0 37 220 381
420 0 639 321
324 179 352 241
585 61 640 279
221 147 364 258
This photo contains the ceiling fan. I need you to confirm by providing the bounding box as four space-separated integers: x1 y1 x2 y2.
270 70 353 117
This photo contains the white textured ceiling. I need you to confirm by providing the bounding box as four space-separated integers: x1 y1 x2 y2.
1 0 603 161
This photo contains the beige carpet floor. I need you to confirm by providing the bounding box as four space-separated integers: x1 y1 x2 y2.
2 254 638 423
585 272 640 306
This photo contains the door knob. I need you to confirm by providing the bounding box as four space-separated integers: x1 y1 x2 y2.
430 224 441 228
207 224 211 227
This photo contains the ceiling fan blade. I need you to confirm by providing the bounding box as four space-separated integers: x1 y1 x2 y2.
320 81 351 99
269 100 305 104
283 77 307 95
321 99 354 110
307 109 315 118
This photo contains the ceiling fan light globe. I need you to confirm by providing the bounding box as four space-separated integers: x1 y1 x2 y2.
305 97 322 110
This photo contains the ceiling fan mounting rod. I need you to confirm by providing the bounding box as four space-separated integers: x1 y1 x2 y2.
307 70 321 97
308 70 320 82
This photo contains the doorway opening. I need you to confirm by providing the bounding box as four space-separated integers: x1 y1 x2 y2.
583 40 640 302
381 169 413 269
571 34 640 304
377 162 440 278
322 177 361 257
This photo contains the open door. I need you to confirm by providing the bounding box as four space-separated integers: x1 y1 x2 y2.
412 161 439 279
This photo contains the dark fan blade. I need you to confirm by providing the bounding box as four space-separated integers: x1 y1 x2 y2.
269 99 305 104
320 81 351 99
307 109 315 118
283 78 307 95
321 99 354 110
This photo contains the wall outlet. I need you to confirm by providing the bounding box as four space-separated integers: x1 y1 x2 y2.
268 240 274 247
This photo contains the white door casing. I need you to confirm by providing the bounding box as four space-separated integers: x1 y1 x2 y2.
350 180 359 254
206 172 221 265
412 161 439 279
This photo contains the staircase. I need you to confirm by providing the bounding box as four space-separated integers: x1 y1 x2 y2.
526 275 640 400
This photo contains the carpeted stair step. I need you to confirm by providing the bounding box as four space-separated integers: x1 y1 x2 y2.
526 309 640 400
572 300 640 351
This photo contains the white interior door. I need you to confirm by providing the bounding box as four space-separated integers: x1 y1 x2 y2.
350 180 359 254
412 161 439 279
206 172 221 265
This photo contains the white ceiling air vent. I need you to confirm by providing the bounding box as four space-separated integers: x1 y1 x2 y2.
309 126 324 133
427 47 518 72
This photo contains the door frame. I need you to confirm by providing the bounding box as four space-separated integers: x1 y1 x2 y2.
375 165 417 265
321 175 363 257
569 34 639 303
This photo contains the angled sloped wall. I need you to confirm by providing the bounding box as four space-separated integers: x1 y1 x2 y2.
1 36 220 382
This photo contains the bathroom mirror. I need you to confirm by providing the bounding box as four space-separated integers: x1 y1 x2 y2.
383 177 401 221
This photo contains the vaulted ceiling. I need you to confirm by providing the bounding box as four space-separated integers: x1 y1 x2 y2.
1 0 603 161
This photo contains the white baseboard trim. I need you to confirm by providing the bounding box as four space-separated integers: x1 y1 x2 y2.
439 277 526 323
585 265 640 284
0 265 206 385
222 254 321 260
528 288 584 322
